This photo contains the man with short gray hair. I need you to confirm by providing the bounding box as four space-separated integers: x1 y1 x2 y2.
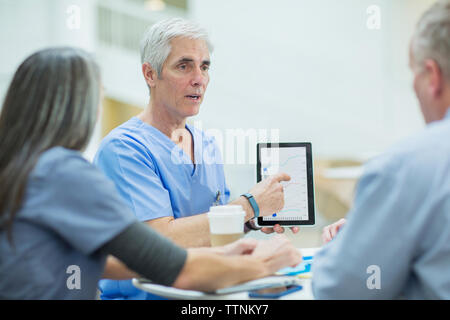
94 18 297 300
140 17 214 78
313 0 450 299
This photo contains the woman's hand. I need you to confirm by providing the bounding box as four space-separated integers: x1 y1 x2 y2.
251 234 303 272
218 238 259 256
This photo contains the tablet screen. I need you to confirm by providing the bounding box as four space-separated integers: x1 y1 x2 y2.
257 143 315 226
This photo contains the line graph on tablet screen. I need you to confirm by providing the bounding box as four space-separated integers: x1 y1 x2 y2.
260 147 309 221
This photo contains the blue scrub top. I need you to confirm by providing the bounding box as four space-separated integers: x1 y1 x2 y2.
0 147 137 299
94 117 230 299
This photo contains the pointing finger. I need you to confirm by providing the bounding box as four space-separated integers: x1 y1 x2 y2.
273 172 291 182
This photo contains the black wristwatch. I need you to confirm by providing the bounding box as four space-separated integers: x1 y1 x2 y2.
245 218 262 231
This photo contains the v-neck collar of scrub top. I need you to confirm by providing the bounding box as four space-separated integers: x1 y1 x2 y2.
132 117 200 177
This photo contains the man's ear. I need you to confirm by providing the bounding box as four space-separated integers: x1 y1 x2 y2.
142 62 157 88
424 59 443 98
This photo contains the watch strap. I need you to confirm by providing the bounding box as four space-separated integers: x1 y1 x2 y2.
241 193 260 219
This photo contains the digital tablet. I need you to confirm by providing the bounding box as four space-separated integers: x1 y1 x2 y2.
256 142 315 227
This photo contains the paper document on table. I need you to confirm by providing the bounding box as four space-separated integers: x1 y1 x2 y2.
276 256 313 278
214 276 303 295
134 276 302 296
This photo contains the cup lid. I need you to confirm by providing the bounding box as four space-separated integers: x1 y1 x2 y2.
208 205 245 216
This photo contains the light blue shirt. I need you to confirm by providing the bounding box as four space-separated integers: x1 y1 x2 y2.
312 109 450 299
94 117 230 299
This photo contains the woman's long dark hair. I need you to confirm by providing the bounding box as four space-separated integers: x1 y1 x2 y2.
0 47 100 242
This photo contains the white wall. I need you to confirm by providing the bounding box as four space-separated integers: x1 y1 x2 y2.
0 0 97 97
0 0 52 102
0 0 101 160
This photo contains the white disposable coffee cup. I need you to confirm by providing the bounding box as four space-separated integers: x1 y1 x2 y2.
207 205 245 247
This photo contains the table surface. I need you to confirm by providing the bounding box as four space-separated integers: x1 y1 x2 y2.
132 247 319 300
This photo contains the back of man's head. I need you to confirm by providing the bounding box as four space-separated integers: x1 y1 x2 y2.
140 18 213 77
411 0 450 82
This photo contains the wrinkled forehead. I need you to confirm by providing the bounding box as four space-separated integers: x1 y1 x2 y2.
165 36 210 63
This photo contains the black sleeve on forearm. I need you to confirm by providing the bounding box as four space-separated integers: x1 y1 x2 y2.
101 221 188 286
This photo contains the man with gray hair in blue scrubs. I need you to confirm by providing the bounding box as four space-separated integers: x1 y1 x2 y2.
95 18 298 300
313 0 450 299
